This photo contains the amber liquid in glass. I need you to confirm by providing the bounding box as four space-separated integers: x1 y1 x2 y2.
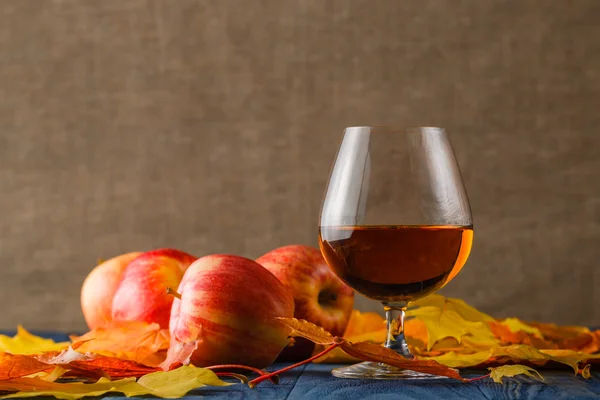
318 225 473 302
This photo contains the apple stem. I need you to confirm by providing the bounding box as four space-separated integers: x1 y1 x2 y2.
165 287 182 299
206 364 278 384
248 342 341 388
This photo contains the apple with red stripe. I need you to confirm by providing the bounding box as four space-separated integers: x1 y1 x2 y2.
256 245 354 360
162 254 294 369
110 248 197 329
81 252 143 330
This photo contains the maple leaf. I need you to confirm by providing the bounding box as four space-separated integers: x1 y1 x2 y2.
488 365 544 384
424 343 600 378
0 366 229 399
136 365 231 397
500 318 544 338
275 317 466 381
277 318 335 345
528 322 600 353
407 305 497 350
411 294 494 322
71 321 170 367
339 341 466 381
343 311 386 338
0 353 51 380
66 355 161 379
37 347 94 365
488 321 551 349
0 327 69 355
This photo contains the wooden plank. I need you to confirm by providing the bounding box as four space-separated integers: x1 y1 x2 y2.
285 364 600 399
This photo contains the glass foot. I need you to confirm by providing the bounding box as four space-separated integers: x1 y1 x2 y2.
332 361 450 380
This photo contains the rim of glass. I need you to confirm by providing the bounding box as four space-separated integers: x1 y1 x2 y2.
344 126 445 134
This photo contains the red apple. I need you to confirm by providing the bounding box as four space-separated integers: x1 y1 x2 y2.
164 255 294 368
81 252 142 330
111 248 197 329
256 245 354 359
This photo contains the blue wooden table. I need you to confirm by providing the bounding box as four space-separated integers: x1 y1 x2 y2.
7 332 600 399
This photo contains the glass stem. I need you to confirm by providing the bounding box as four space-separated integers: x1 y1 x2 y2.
383 302 414 359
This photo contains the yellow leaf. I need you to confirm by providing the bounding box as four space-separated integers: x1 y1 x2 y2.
488 364 544 384
136 365 231 397
0 327 69 355
406 306 496 350
500 318 543 338
425 350 492 368
0 366 230 399
425 344 600 376
0 377 140 399
411 294 494 322
41 366 68 382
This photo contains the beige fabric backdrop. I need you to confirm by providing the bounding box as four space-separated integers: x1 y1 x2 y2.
0 0 598 331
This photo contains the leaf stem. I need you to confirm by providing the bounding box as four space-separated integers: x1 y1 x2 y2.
248 342 340 388
465 373 490 382
215 372 249 384
206 364 278 384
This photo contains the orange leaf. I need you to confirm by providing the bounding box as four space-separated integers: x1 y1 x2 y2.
527 322 600 353
488 322 554 349
276 318 335 345
70 321 170 367
0 353 51 380
66 356 160 379
343 311 385 338
339 341 466 381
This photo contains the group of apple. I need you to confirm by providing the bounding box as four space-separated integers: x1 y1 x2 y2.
80 245 354 368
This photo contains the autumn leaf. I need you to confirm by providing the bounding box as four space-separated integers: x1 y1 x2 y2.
71 321 170 367
276 317 466 381
343 311 386 339
136 365 231 397
424 344 600 378
37 347 94 365
340 341 466 381
528 322 600 354
488 365 544 384
0 327 69 355
500 318 544 338
0 366 230 399
312 311 388 363
66 355 161 379
0 353 51 380
411 294 495 322
0 376 136 398
277 318 335 345
407 305 497 350
39 366 69 382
